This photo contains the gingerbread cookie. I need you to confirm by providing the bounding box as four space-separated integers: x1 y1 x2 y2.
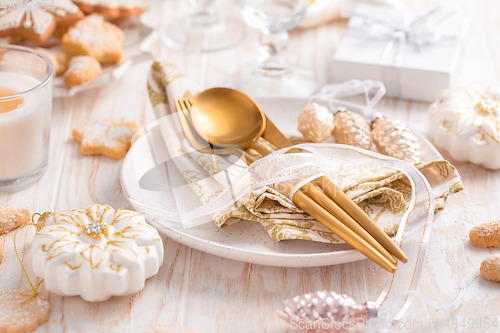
46 0 84 27
0 288 51 332
73 119 138 159
0 2 56 43
480 255 500 282
143 323 200 333
63 55 101 86
61 13 124 63
0 241 4 262
73 0 144 18
0 207 31 235
470 221 500 248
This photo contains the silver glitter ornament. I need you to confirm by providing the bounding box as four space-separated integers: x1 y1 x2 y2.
276 290 378 326
372 117 421 164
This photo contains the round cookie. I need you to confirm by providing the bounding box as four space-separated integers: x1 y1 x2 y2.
469 221 500 248
0 207 31 235
480 255 500 282
63 55 102 86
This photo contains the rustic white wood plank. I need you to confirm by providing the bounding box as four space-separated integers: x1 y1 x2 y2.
1 0 500 332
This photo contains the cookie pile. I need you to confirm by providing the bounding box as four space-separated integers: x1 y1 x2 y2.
469 221 500 282
0 0 145 87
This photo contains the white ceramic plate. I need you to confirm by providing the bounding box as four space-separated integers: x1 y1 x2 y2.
121 96 444 267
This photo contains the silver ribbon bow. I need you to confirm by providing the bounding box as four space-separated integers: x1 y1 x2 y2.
346 7 457 97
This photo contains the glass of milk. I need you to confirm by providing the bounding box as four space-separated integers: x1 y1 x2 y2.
0 45 54 192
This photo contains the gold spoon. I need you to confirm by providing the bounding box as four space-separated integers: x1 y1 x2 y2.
190 88 273 156
189 90 400 272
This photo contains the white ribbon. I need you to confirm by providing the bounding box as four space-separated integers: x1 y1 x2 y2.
287 173 326 202
309 79 386 120
372 265 482 332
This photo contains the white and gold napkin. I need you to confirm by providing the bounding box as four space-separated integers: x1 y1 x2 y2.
142 61 463 244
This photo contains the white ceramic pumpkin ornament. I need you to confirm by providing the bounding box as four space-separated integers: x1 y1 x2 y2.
430 85 500 169
31 204 164 302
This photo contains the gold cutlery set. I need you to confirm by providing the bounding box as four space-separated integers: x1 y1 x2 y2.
174 88 406 273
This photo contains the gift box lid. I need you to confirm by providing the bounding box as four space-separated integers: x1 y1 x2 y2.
332 4 469 101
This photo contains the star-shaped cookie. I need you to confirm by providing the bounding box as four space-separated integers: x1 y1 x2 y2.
73 119 138 159
61 13 124 63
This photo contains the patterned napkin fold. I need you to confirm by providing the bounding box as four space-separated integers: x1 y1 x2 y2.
146 61 463 243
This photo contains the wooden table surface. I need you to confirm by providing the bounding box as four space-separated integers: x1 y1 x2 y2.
1 0 500 332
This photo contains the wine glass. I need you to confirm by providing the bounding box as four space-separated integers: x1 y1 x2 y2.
238 0 315 96
162 0 247 52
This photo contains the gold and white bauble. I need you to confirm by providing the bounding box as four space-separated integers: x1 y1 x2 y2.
297 103 334 143
372 117 421 164
30 204 164 302
430 85 500 169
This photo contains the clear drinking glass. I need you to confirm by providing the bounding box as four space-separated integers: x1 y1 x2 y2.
239 0 315 95
0 45 54 192
162 0 246 52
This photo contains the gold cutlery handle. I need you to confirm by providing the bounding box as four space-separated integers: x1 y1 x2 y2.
301 182 397 265
314 176 408 263
292 190 396 273
247 141 273 157
244 151 396 270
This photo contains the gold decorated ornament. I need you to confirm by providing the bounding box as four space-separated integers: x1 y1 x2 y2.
371 117 421 164
30 204 164 302
297 103 335 143
332 110 373 150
